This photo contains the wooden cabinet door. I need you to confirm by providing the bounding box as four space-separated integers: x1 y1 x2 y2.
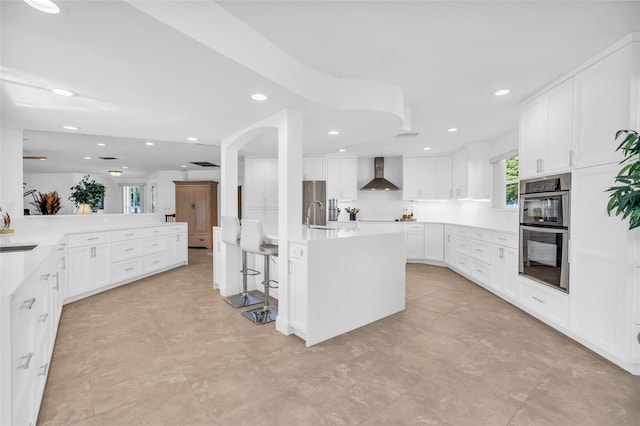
192 186 210 235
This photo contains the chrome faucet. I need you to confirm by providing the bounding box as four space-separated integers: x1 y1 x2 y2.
306 200 324 228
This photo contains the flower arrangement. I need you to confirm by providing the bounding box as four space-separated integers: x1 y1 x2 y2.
31 191 61 215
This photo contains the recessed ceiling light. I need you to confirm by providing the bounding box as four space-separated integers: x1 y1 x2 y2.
145 141 155 146
63 125 79 131
83 156 91 160
97 143 106 147
24 0 60 14
328 130 340 136
49 88 78 97
108 170 123 177
338 149 347 152
15 102 34 108
122 166 128 169
187 137 199 142
251 93 268 101
494 89 510 97
180 165 187 168
447 127 458 133
423 147 432 151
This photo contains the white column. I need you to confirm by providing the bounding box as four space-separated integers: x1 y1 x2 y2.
275 110 303 335
0 128 24 219
218 144 241 296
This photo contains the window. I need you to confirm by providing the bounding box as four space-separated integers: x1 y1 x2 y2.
123 185 142 214
150 185 157 213
491 152 519 209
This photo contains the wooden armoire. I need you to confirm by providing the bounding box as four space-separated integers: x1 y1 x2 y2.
173 181 218 248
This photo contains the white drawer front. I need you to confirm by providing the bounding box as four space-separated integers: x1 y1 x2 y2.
112 240 143 262
68 232 111 248
112 259 144 282
11 280 38 342
456 254 472 276
147 227 171 237
143 237 166 255
520 278 569 326
111 229 144 242
471 241 491 264
404 223 424 232
471 260 491 286
468 228 490 242
143 253 167 274
491 231 518 249
455 237 472 256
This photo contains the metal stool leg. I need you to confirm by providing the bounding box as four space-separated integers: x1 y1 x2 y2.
224 251 264 308
242 254 278 324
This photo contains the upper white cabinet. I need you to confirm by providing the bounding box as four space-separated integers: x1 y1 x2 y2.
573 44 634 169
402 156 452 200
303 157 326 181
327 157 358 200
244 157 278 234
452 143 490 199
519 80 573 178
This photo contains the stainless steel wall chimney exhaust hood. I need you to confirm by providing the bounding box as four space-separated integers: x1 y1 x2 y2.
361 157 400 191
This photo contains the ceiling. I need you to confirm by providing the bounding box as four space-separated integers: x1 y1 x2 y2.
3 0 640 178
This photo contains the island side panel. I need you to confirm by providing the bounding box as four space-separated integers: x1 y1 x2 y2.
305 231 406 346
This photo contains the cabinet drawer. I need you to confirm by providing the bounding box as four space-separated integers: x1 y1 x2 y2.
11 279 38 342
404 223 424 232
68 232 111 248
471 260 491 286
112 240 143 262
143 253 167 273
456 254 472 275
455 237 472 256
520 278 569 326
111 229 144 242
471 241 491 264
112 258 143 282
147 226 172 237
188 234 210 247
492 231 518 249
468 228 490 242
143 237 166 255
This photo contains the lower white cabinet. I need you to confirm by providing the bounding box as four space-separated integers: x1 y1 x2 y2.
424 223 444 262
491 245 519 298
520 278 569 327
405 223 425 260
213 228 224 289
67 243 111 298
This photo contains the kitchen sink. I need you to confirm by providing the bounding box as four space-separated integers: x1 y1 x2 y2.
0 244 38 253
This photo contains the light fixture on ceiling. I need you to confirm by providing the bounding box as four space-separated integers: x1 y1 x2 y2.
251 93 268 101
97 143 106 147
180 165 187 168
423 147 431 151
63 125 79 131
108 170 123 176
494 89 510 97
187 137 199 142
447 127 458 133
122 166 128 169
24 0 60 14
83 156 91 160
338 149 347 153
145 141 155 146
328 130 340 136
49 88 78 97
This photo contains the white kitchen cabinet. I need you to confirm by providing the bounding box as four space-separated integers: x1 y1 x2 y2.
491 245 518 297
519 79 573 178
444 228 456 267
424 223 444 262
67 232 112 298
573 44 634 169
303 156 326 181
403 157 452 200
289 243 308 334
244 157 279 234
327 157 358 200
405 223 425 260
436 156 453 199
451 143 490 199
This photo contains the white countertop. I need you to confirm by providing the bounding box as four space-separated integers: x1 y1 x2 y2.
265 226 404 244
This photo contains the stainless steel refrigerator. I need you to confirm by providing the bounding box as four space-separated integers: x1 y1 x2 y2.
302 181 326 226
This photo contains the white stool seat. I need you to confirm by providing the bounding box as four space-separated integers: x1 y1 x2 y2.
257 244 278 257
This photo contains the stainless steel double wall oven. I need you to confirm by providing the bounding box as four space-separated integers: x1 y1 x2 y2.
519 173 571 293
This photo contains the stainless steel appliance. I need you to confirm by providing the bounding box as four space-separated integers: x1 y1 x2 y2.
302 181 326 226
519 173 571 292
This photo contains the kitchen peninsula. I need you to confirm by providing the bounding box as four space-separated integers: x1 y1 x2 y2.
215 226 406 346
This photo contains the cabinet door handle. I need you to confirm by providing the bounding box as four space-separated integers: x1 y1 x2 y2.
62 256 66 270
38 363 50 377
40 273 50 280
88 237 99 241
569 150 574 167
125 248 134 252
125 267 134 271
21 298 36 310
153 243 160 247
53 272 60 290
39 312 49 323
499 247 504 259
153 260 160 264
540 158 544 172
125 233 135 236
531 296 546 304
17 353 34 370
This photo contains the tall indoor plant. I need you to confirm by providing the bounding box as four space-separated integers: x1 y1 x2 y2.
69 175 106 214
606 129 640 229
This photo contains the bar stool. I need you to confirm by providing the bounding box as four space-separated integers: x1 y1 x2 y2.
221 216 264 308
239 219 278 325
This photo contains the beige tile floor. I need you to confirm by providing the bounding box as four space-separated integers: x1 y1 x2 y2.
38 249 640 425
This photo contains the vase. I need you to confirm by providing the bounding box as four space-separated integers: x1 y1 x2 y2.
76 203 93 215
350 213 357 221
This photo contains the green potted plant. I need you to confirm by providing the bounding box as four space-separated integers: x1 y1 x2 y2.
69 175 106 214
606 130 640 229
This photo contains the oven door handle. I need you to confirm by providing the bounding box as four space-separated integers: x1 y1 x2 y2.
520 225 568 234
520 191 568 199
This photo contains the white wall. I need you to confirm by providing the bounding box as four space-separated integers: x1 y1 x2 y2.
155 170 185 216
0 128 24 218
